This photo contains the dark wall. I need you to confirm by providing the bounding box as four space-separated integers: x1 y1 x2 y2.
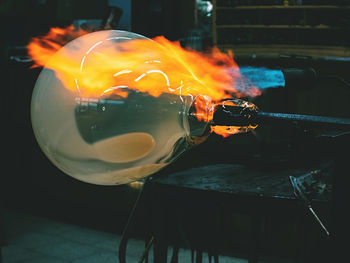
132 0 196 40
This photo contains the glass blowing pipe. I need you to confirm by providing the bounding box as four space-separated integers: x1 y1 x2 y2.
213 104 350 131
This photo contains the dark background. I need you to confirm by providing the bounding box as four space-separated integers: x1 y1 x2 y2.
1 0 350 260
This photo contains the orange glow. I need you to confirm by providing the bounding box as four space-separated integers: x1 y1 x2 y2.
27 26 260 137
211 126 242 138
27 25 88 68
210 125 257 138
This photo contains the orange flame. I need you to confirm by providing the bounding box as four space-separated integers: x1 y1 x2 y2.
27 26 260 137
28 25 88 68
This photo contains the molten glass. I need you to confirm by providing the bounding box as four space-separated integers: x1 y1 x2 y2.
30 30 259 185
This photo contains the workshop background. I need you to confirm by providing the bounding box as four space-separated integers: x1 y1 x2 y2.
1 0 350 262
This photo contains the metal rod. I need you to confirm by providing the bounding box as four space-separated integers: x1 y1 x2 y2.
138 236 154 263
308 205 330 236
213 105 350 130
256 112 350 129
119 179 149 263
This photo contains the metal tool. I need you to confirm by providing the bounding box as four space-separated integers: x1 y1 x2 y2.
213 104 350 131
289 172 330 236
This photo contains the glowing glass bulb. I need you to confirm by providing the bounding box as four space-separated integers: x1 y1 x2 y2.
31 30 215 185
30 29 260 185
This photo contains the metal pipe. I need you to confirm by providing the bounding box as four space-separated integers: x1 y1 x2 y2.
213 105 350 130
256 112 350 129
